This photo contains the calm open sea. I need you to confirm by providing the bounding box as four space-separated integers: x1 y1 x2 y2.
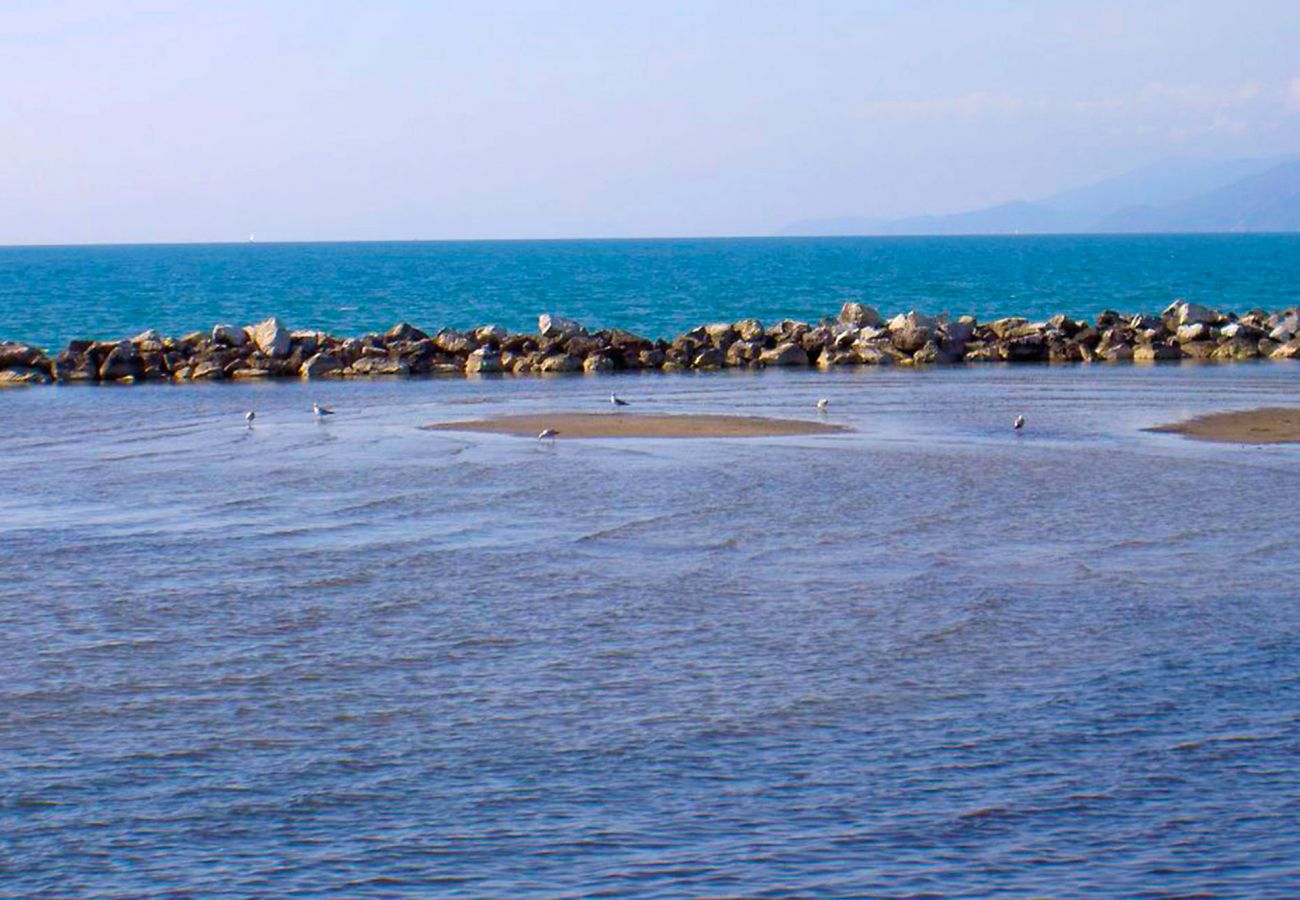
2 237 1300 897
2 235 1300 347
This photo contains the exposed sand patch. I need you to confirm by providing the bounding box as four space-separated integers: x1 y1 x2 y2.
1147 407 1300 444
424 412 848 439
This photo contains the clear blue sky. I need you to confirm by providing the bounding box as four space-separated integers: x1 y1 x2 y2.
3 0 1299 243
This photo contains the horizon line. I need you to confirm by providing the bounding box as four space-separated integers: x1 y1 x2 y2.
4 230 1300 250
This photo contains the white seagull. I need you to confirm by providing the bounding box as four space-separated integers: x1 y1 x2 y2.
245 410 256 425
816 398 829 411
313 402 335 418
610 393 629 407
537 428 559 442
1014 414 1025 431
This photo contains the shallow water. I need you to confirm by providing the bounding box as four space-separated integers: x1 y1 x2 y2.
4 234 1300 348
3 362 1299 897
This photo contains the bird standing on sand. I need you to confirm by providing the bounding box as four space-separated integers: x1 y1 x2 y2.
313 402 334 418
245 411 256 426
1014 415 1025 431
538 428 559 442
610 393 629 407
816 398 829 411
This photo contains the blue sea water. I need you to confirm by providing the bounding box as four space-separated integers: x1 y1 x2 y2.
2 235 1300 348
3 237 1300 897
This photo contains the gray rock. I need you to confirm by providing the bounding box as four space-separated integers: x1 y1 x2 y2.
758 342 809 367
734 318 765 342
1163 299 1220 326
212 323 248 347
464 348 504 374
539 353 582 373
583 353 615 373
247 317 291 358
0 366 51 385
538 314 583 338
838 302 881 328
300 352 343 378
1176 322 1213 343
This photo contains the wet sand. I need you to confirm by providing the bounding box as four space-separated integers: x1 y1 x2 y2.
424 412 847 439
1148 407 1300 444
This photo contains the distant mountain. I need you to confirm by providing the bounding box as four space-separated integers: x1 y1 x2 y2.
874 201 1079 236
1097 161 1300 233
779 154 1300 236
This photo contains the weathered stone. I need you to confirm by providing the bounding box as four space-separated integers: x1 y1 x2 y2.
758 342 809 367
583 353 615 374
1179 341 1218 359
191 359 226 379
637 348 666 369
1213 338 1260 360
538 314 583 339
0 366 51 385
693 347 725 370
987 317 1028 339
247 317 292 358
349 356 410 376
385 322 428 343
539 353 582 373
300 352 343 378
1176 322 1213 343
464 348 504 374
888 311 935 352
1269 338 1300 359
1220 322 1265 341
212 323 248 347
433 330 477 355
0 342 48 372
1163 299 1220 326
912 340 957 364
1134 343 1181 361
839 302 881 328
999 336 1046 362
474 324 508 344
703 323 736 348
1099 343 1134 362
98 342 140 381
734 318 765 342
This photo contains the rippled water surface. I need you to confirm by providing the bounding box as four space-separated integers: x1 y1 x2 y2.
3 235 1300 348
4 365 1300 897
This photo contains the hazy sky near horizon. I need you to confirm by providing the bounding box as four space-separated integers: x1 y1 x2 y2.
3 0 1300 243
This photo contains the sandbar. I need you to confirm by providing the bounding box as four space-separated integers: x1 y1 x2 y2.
424 412 848 439
1147 407 1300 444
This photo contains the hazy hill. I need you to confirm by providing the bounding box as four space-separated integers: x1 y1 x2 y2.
779 155 1300 236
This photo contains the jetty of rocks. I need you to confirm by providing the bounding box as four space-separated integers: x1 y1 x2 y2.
2 302 1298 386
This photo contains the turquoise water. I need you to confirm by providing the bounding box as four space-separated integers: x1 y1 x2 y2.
3 235 1299 348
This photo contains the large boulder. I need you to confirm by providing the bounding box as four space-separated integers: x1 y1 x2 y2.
539 353 582 373
838 302 881 328
464 348 503 374
887 311 936 352
97 342 140 381
758 342 809 367
212 323 248 347
300 352 342 378
385 322 428 343
1269 338 1300 360
247 317 291 358
538 314 583 339
0 366 50 385
583 353 615 373
734 318 765 342
1176 323 1213 343
0 342 48 372
434 330 477 355
1163 299 1220 326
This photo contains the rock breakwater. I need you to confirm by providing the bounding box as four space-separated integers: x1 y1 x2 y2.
2 302 1298 386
